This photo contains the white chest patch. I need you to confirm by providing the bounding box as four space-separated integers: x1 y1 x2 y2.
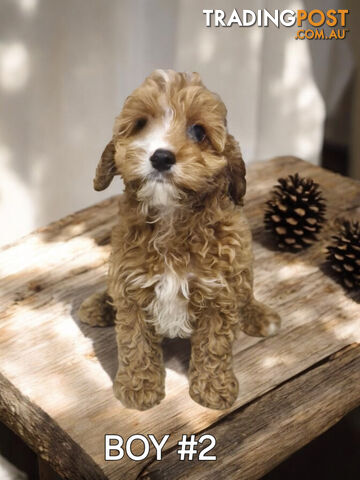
144 270 192 338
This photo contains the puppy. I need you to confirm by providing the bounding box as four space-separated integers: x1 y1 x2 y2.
79 70 281 411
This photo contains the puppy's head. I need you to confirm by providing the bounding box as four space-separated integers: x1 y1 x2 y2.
94 70 246 209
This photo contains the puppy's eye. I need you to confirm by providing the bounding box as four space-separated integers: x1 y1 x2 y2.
187 124 206 143
133 117 147 134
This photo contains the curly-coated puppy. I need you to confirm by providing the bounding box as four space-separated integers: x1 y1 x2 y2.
79 70 281 411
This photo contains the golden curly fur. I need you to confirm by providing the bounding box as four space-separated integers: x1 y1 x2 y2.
79 70 281 411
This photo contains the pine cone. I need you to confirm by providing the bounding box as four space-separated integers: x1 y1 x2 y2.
264 173 326 251
326 220 360 290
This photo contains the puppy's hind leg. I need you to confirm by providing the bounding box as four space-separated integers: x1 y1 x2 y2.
78 290 115 327
239 298 281 338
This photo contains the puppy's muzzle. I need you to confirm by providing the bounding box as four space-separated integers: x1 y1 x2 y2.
150 149 176 172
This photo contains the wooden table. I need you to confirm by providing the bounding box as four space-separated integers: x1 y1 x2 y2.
0 157 359 480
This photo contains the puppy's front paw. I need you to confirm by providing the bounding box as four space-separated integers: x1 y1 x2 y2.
240 301 281 337
113 370 165 411
189 370 239 410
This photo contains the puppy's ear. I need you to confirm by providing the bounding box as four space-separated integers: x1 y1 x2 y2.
225 134 246 205
93 140 118 191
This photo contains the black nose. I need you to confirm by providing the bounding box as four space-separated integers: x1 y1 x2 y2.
150 149 176 172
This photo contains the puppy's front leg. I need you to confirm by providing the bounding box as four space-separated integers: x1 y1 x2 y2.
113 307 165 410
189 311 238 410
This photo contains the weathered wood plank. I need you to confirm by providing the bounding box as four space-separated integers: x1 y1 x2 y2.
0 373 106 480
140 343 360 480
0 157 359 479
38 457 64 480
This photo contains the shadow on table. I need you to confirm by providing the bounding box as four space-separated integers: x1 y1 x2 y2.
319 262 360 304
70 296 191 382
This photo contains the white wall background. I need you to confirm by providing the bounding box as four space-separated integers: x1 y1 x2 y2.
0 0 353 247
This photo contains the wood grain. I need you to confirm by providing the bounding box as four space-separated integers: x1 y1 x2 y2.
0 157 359 479
140 343 360 480
0 373 106 480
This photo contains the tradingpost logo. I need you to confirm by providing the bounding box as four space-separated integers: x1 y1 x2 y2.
203 9 350 40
